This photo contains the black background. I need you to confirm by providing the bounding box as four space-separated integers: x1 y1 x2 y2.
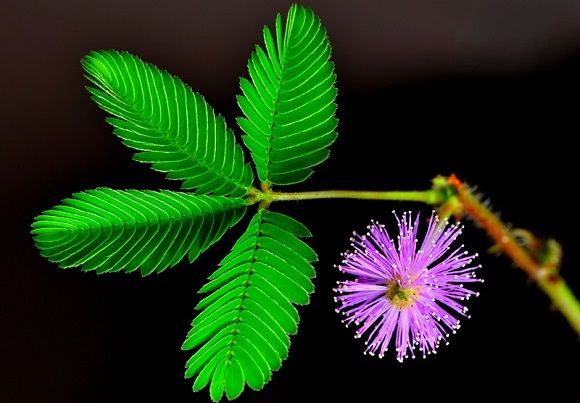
2 1 579 402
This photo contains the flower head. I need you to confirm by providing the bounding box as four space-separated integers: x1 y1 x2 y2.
334 210 483 362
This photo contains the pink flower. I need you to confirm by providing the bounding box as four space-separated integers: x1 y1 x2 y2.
334 210 483 362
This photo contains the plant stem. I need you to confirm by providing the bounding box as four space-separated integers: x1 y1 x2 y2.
441 174 580 336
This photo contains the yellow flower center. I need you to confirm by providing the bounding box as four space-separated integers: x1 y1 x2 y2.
385 279 420 310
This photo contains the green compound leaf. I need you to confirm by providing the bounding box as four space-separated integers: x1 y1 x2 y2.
82 50 254 197
31 188 247 275
182 209 317 401
236 3 338 187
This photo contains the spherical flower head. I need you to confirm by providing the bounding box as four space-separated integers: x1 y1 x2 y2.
334 210 483 362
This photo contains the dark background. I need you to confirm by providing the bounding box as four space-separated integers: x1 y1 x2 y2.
2 1 579 402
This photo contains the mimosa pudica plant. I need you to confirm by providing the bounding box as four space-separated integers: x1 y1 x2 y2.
30 3 580 402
